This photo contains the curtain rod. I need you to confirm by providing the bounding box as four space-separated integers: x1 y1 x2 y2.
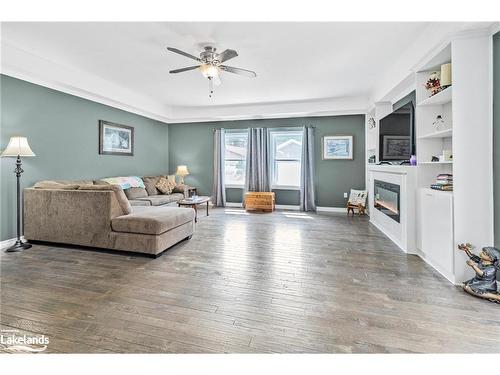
212 126 316 131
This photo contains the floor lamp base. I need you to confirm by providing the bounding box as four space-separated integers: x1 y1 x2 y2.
5 240 32 252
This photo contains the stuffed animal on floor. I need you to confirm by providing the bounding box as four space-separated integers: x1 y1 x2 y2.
458 243 500 303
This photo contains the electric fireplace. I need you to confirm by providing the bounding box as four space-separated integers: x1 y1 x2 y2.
374 179 400 223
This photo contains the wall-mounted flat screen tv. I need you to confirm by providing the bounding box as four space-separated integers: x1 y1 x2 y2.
378 103 415 162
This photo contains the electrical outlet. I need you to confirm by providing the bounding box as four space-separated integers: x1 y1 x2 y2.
343 192 348 198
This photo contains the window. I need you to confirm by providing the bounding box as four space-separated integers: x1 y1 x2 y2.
270 130 303 189
224 131 248 187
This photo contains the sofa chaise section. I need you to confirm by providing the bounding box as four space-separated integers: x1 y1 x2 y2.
23 185 195 256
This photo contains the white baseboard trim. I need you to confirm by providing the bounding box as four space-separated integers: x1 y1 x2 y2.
225 203 346 213
225 202 243 208
0 236 25 250
316 206 347 213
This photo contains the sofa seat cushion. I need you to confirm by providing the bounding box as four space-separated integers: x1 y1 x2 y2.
128 199 152 206
111 206 195 235
135 193 184 206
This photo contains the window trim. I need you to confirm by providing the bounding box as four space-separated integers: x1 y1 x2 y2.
224 130 248 188
269 129 303 190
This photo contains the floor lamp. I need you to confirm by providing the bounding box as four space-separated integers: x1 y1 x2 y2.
1 136 36 252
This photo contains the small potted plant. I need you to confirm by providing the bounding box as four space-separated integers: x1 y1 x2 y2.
425 71 442 97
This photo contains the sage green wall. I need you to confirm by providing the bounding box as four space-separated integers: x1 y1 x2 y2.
0 75 169 241
494 32 500 248
168 115 365 207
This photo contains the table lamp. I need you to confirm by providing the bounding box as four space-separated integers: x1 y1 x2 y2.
175 165 189 185
1 136 36 252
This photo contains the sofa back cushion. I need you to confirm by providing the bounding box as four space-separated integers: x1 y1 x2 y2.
142 176 163 196
124 187 148 200
78 184 132 215
33 181 81 190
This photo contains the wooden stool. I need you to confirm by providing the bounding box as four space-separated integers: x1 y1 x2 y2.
347 202 366 216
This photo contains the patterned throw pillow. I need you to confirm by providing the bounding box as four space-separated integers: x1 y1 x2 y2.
155 177 176 195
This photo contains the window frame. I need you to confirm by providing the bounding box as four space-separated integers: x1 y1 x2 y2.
269 129 303 190
224 130 248 188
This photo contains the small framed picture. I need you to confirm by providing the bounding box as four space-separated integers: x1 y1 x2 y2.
322 135 353 160
99 120 134 156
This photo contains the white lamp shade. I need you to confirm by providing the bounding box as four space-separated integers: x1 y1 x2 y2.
175 165 189 176
1 137 36 157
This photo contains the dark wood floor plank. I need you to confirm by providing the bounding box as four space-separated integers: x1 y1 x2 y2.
1 208 499 353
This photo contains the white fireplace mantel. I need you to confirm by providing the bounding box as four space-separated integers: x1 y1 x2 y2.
367 165 418 253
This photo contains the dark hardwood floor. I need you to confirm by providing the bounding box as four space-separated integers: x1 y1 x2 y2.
1 208 499 353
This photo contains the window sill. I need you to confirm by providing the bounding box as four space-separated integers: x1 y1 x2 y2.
271 186 300 191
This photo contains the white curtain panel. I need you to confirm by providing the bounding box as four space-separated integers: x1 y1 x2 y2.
300 126 316 211
212 128 226 207
244 128 271 192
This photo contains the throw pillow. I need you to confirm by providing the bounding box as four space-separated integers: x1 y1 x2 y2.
156 177 176 195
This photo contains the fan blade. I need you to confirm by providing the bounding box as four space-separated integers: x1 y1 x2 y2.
217 49 238 63
167 47 201 62
169 65 200 74
220 65 257 78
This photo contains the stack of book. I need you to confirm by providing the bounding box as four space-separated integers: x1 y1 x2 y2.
431 173 453 191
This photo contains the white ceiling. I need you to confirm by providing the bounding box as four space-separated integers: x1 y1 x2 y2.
1 22 492 122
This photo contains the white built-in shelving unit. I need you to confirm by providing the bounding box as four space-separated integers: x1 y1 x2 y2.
365 29 494 286
413 33 494 284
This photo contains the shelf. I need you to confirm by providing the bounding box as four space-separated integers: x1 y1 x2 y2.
421 187 454 196
418 128 453 139
418 161 453 165
417 87 452 107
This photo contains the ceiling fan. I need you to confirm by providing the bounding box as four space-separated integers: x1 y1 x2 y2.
167 45 257 98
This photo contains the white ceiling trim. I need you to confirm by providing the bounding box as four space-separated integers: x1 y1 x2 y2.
1 40 369 124
1 41 173 123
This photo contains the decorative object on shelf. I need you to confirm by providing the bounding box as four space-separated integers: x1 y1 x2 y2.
322 135 353 160
1 136 36 252
368 117 376 129
458 243 500 303
431 173 453 191
441 149 452 162
431 156 440 162
346 189 367 216
99 120 134 156
440 63 452 89
410 155 417 166
425 71 442 97
432 115 445 132
382 135 411 160
368 155 376 164
175 165 190 184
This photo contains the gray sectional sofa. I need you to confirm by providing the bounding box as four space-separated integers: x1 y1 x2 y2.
23 176 195 257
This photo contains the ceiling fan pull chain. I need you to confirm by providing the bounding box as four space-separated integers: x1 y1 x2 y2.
208 77 214 98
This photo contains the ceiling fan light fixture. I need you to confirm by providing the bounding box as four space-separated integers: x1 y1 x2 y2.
199 63 220 79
